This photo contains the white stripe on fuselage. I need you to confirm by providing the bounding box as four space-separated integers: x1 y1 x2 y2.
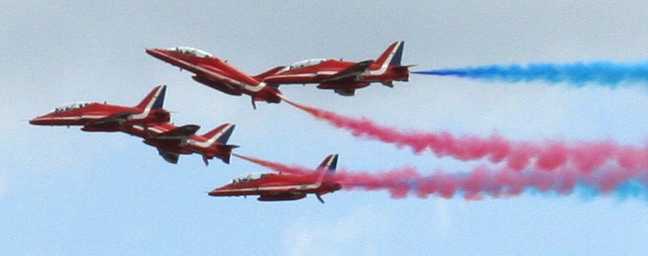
168 55 265 93
216 183 321 193
268 71 338 79
37 115 107 121
131 125 167 134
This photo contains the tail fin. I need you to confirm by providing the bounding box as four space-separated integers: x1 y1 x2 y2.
314 154 338 204
135 85 166 110
317 154 338 172
203 123 236 146
369 41 404 73
316 154 338 184
200 123 237 165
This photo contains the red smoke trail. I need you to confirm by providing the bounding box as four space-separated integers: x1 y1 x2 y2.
233 153 306 175
234 154 648 200
280 97 648 173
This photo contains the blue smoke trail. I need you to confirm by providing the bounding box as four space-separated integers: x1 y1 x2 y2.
413 61 648 87
404 172 648 201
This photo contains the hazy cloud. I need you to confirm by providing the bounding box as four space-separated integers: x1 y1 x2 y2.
432 200 451 236
282 206 386 256
0 175 7 198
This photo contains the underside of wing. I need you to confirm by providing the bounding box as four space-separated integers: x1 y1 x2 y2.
157 149 179 164
334 88 356 96
258 190 306 201
316 82 370 96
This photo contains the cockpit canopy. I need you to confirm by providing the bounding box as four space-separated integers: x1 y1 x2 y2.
167 46 213 58
53 102 94 113
288 58 328 70
232 173 266 184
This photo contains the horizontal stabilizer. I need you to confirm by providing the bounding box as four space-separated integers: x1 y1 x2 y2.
221 144 239 164
203 145 239 165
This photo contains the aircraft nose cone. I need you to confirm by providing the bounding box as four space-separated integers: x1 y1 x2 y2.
145 48 171 62
145 48 164 57
208 188 227 197
29 117 44 125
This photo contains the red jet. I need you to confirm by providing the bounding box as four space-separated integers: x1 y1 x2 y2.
208 154 341 203
145 47 282 109
30 85 169 132
30 85 237 165
263 41 410 96
124 122 237 165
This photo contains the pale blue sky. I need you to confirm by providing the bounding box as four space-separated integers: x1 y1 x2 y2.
3 1 648 255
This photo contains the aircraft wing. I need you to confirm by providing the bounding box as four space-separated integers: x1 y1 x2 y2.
157 149 179 164
146 124 200 144
194 64 245 90
156 124 200 138
321 60 373 83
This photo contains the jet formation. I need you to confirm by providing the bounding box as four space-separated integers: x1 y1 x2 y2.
145 41 411 108
32 42 411 203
